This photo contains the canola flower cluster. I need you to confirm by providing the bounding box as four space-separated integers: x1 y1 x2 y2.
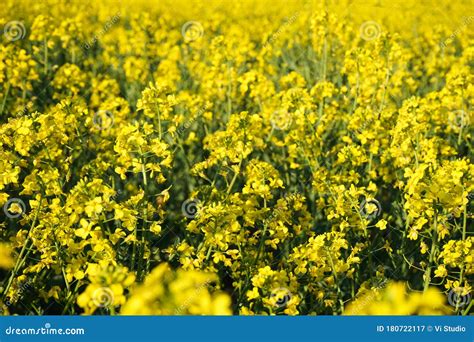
0 0 473 316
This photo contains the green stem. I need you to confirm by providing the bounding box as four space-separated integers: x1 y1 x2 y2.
423 214 437 292
44 37 48 75
226 160 242 194
3 196 43 300
1 82 11 116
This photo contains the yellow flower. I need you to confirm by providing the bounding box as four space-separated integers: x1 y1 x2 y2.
375 219 387 230
434 265 447 278
150 222 162 235
0 244 14 269
344 282 448 315
121 263 231 315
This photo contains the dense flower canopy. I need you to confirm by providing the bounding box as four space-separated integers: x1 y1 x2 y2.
0 0 472 315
